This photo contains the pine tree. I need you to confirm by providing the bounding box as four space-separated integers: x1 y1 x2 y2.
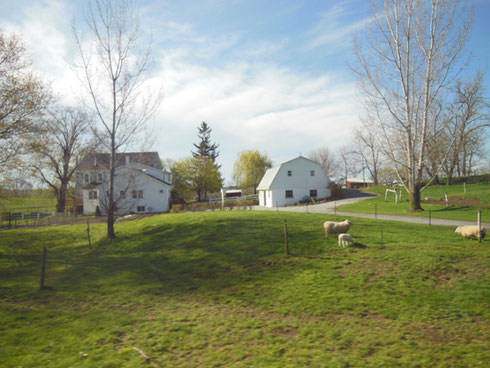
192 122 219 162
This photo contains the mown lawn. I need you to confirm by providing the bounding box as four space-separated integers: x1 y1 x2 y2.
1 211 489 367
0 196 56 211
340 183 490 222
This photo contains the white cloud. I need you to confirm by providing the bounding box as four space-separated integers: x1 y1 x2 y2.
153 51 361 181
306 2 373 51
1 0 82 104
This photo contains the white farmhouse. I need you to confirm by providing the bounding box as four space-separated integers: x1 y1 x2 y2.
257 156 330 208
75 152 172 215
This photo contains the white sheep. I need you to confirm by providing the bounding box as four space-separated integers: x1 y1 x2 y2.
338 233 354 247
455 226 486 240
323 219 352 238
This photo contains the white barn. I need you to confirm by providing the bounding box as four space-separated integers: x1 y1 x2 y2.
257 156 330 208
76 152 173 215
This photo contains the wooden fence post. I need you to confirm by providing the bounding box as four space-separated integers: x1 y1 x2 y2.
284 219 289 256
40 246 47 290
478 210 482 243
87 219 92 249
445 192 449 208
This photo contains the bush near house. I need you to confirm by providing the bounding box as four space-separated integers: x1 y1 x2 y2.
1 211 489 367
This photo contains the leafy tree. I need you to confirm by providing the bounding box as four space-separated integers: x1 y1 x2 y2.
174 157 222 201
0 30 50 169
192 122 219 162
233 150 272 194
30 105 91 213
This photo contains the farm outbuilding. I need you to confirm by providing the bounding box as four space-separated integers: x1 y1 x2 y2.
257 156 330 208
346 177 374 189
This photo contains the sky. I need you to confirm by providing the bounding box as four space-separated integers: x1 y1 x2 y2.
1 0 489 184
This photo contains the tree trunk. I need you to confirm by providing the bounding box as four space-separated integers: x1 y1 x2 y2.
107 212 116 239
408 183 423 212
56 183 67 213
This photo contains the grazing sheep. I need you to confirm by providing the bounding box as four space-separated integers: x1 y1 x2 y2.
323 219 352 238
338 233 354 247
455 226 486 240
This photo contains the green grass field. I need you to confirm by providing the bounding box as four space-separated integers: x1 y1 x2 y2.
340 183 490 222
0 196 56 211
1 211 489 367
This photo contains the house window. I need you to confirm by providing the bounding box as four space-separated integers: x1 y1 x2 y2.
138 190 143 199
285 190 293 198
98 173 103 182
84 173 89 183
159 189 164 194
88 190 98 199
137 206 145 212
310 189 318 197
287 170 292 176
132 190 143 199
311 170 315 176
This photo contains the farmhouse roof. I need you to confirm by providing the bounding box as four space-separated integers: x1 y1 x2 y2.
78 152 163 171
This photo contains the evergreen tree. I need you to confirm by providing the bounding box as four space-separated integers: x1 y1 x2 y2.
192 122 219 162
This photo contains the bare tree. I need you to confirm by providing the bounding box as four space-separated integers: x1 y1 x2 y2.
338 145 359 186
73 0 161 238
354 0 472 211
30 106 91 213
0 30 50 169
352 122 382 185
443 73 489 183
308 147 341 178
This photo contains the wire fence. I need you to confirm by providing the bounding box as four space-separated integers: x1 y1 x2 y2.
0 207 105 229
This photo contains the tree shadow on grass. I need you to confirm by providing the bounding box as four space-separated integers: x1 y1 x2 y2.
351 242 367 249
29 215 329 298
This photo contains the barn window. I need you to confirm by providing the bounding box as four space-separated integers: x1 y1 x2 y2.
287 170 292 176
310 189 318 197
285 190 293 198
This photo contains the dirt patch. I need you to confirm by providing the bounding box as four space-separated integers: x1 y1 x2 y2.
422 196 485 207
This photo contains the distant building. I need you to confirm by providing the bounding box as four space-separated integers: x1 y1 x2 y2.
257 156 330 208
75 152 172 215
346 177 374 189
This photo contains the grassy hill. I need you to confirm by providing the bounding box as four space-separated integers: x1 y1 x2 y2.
340 183 489 222
1 211 489 367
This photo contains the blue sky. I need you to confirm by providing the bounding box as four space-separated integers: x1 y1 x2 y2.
1 0 489 183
